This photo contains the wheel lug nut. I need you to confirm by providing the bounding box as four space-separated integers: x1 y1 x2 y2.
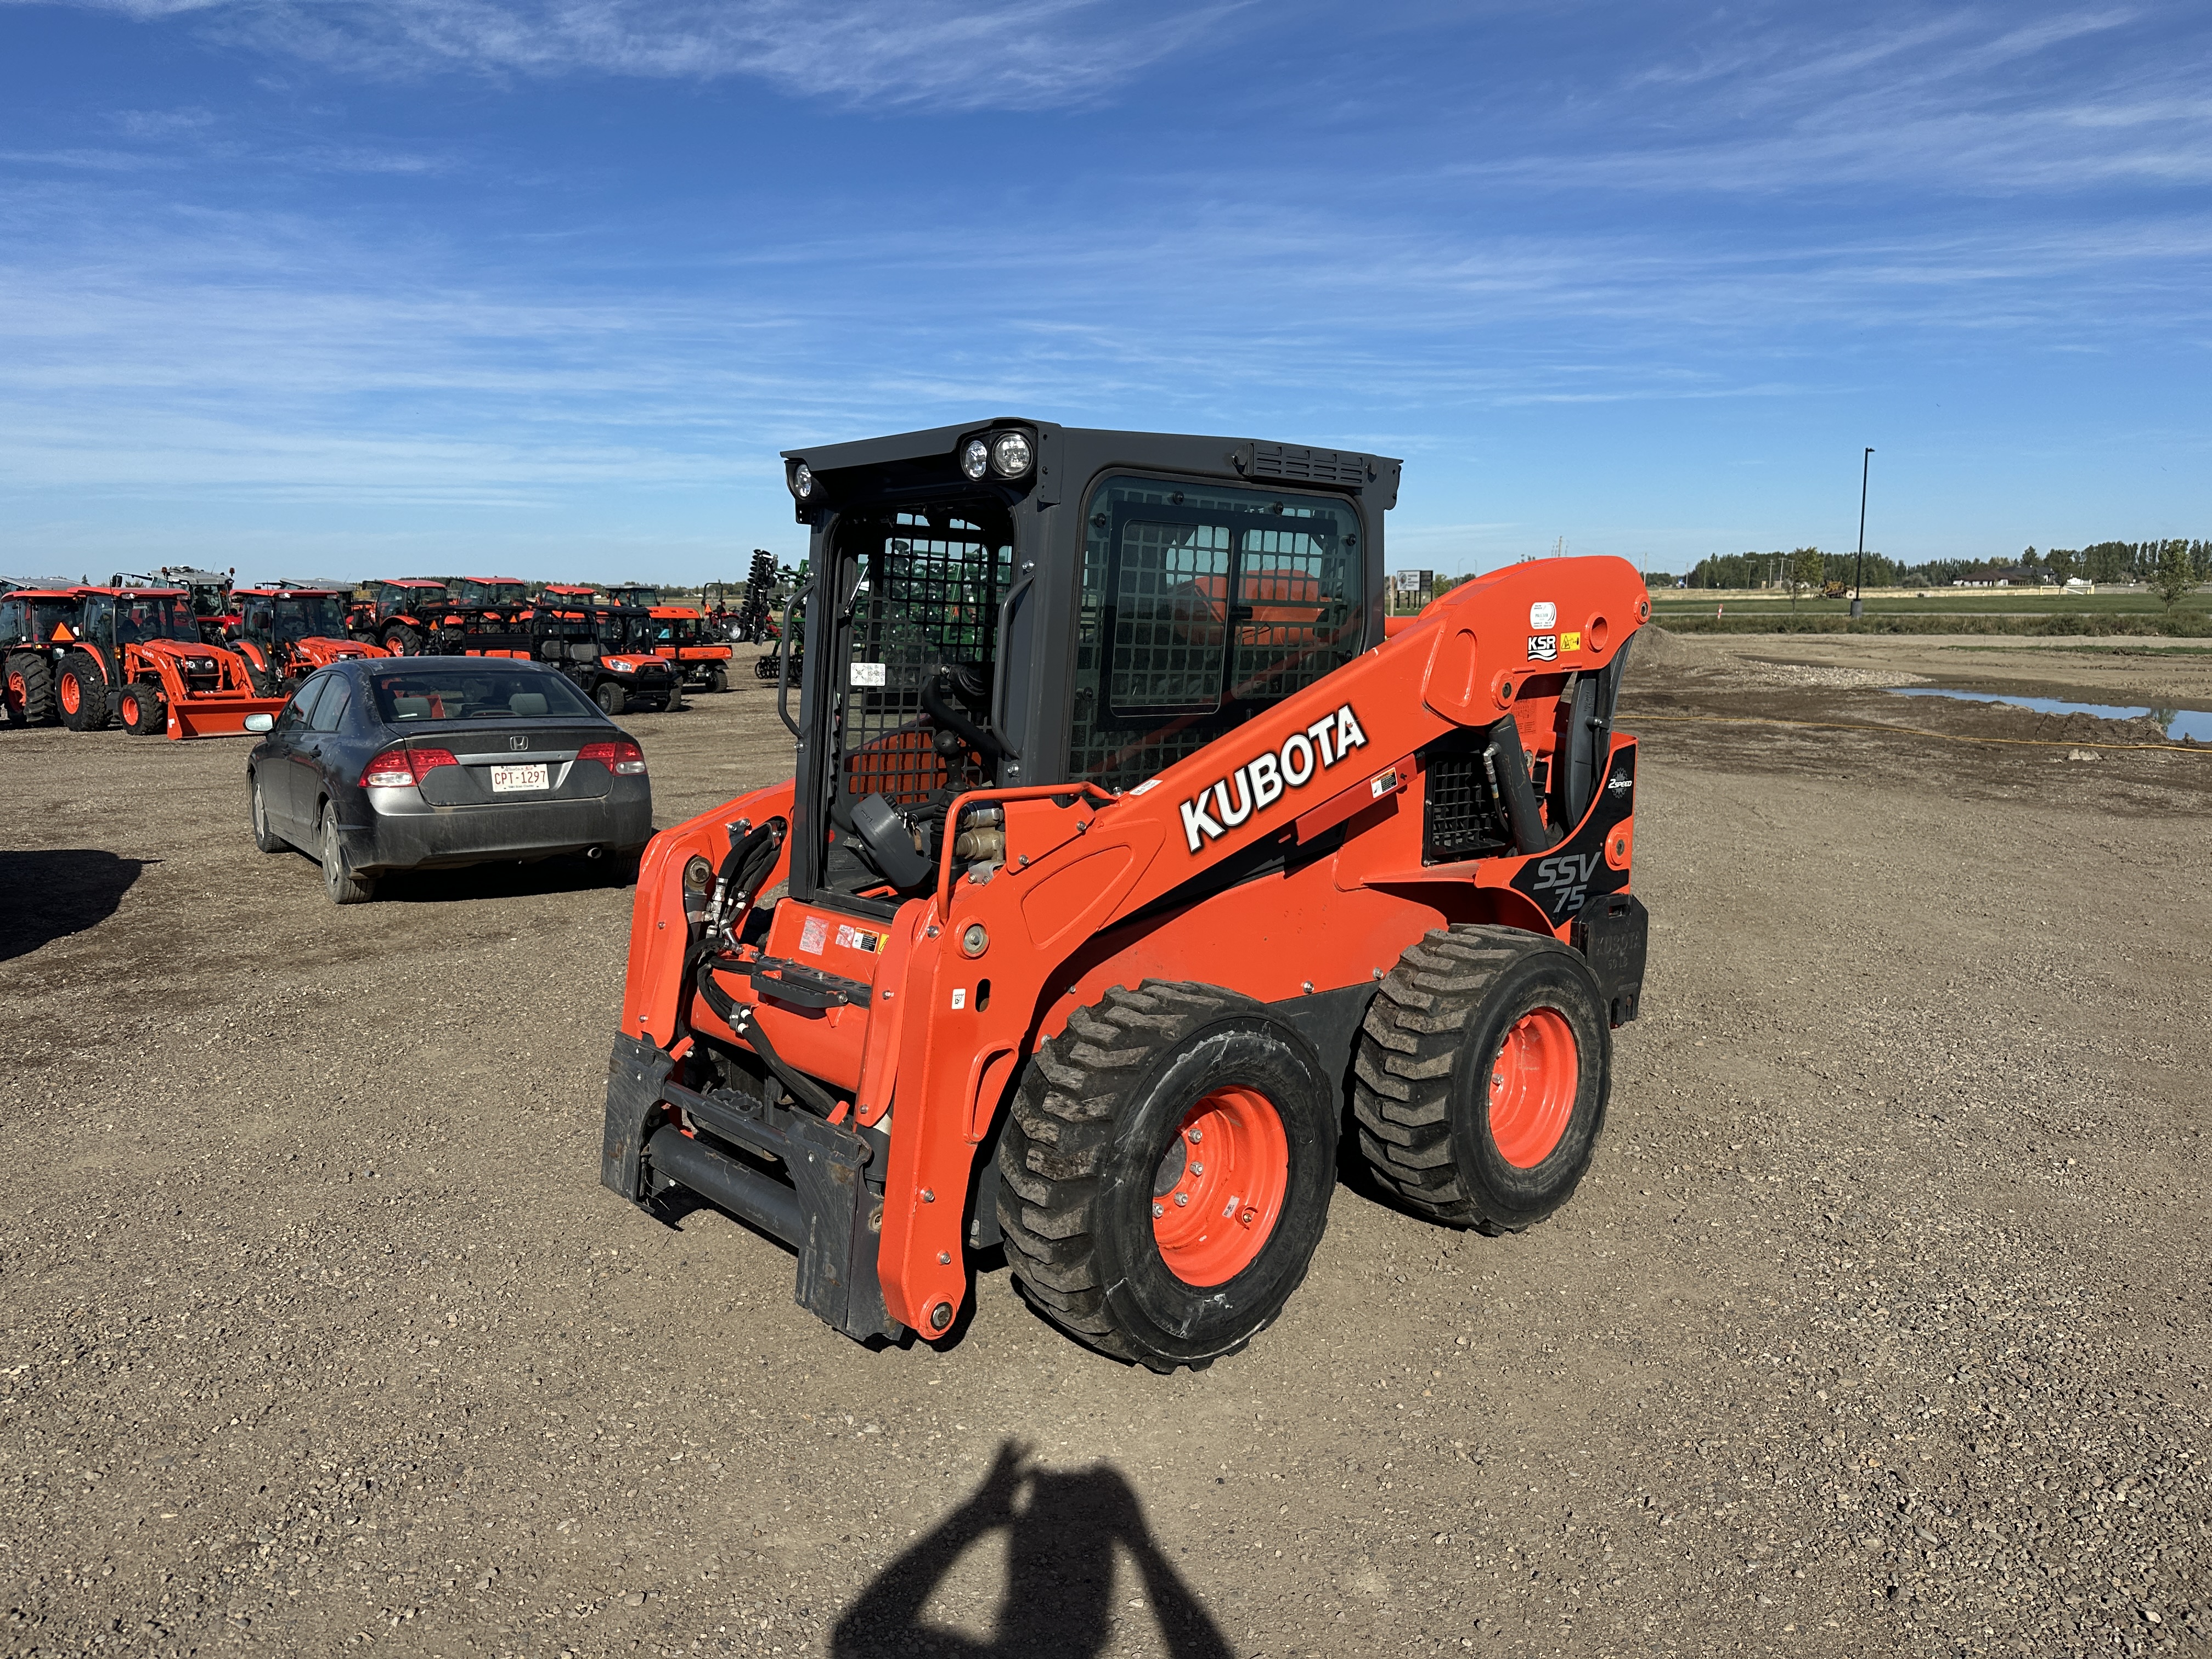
1186 1128 1202 1144
1174 1193 1189 1207
1152 1203 1164 1217
1190 1164 1204 1176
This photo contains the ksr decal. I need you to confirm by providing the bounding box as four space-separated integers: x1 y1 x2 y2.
1179 703 1370 853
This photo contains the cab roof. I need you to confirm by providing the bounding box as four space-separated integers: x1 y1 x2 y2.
781 418 1402 511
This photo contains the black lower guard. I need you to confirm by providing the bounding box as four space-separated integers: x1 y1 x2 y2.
602 1031 901 1341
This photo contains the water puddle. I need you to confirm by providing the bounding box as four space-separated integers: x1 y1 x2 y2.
1891 687 2212 742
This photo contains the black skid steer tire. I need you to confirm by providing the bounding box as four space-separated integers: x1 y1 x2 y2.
996 980 1338 1373
1353 926 1611 1234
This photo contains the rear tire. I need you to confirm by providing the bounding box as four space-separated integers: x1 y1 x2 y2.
319 802 375 905
384 625 422 656
1353 926 1610 1234
996 980 1338 1372
595 680 627 716
5 652 54 726
57 652 110 731
706 663 729 693
250 773 287 853
120 681 166 735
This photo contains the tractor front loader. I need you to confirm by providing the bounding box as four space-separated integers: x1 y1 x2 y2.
601 421 1650 1371
55 586 287 739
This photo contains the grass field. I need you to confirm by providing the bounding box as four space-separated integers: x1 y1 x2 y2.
1646 585 2212 634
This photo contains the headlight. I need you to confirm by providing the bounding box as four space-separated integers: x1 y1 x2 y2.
990 430 1033 477
790 462 815 499
960 438 990 481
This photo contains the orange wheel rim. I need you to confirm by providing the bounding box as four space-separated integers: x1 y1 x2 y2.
1488 1008 1578 1168
59 674 80 713
1150 1085 1289 1287
121 692 138 723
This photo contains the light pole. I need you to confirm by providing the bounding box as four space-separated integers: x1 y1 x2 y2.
1850 447 1874 619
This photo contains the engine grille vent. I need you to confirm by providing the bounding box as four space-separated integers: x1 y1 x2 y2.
1421 738 1513 864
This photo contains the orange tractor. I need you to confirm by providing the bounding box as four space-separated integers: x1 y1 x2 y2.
601 422 1649 1370
226 584 390 692
3 585 87 726
349 579 455 654
50 585 286 738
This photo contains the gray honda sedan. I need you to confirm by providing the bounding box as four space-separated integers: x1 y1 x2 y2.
245 657 653 904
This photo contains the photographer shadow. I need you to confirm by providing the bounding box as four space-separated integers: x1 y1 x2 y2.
831 1440 1232 1659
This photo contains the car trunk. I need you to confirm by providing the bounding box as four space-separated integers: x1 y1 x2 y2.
410 724 613 805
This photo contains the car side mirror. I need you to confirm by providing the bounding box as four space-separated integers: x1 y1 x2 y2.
243 713 275 733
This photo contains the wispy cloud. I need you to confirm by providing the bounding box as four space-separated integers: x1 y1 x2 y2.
22 0 1243 112
1464 6 2212 195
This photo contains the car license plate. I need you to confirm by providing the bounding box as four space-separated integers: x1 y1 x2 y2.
489 762 549 793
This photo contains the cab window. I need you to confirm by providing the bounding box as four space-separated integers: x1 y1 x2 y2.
1066 475 1363 791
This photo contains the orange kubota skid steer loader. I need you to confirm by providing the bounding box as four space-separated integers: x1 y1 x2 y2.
601 422 1650 1371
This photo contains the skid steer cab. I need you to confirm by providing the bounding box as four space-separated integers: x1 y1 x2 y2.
227 585 390 694
602 421 1651 1372
52 585 287 740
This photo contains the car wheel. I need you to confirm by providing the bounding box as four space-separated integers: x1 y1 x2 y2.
595 680 627 716
320 802 375 905
250 773 289 854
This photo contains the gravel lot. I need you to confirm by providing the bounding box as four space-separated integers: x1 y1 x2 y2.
3 636 2207 1659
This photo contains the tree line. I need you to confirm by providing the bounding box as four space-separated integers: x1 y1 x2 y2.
1652 539 2211 591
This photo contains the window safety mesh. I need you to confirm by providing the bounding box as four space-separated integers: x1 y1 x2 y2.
1070 477 1362 792
838 512 1010 809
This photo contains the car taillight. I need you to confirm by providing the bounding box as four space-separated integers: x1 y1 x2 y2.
360 747 457 787
579 737 647 776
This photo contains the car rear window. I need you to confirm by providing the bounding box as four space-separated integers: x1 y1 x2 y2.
369 666 602 723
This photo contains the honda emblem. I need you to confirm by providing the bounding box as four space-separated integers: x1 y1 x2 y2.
508 735 528 751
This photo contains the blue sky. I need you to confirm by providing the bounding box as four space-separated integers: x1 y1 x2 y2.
1 1 2207 583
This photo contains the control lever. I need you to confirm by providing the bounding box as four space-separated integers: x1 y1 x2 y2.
849 792 933 889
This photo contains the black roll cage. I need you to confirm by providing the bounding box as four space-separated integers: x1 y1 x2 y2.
777 421 1401 917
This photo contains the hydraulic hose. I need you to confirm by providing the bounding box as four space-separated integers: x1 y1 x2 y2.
1485 713 1561 855
693 962 840 1119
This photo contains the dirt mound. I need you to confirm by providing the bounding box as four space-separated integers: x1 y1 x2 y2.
1628 623 1694 674
1900 698 2173 747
